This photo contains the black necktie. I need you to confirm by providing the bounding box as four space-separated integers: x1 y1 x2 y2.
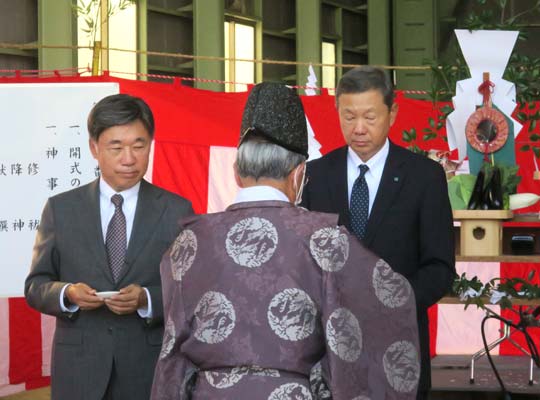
350 164 370 240
106 194 126 282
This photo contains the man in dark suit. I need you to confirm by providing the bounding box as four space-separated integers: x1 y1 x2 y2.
25 94 193 400
301 66 455 400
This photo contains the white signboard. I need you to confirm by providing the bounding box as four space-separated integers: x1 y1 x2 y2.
0 83 119 296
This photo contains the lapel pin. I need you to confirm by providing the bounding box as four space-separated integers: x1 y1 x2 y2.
394 177 399 182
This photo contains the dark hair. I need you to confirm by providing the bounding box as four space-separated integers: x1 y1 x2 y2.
336 66 395 109
87 94 155 141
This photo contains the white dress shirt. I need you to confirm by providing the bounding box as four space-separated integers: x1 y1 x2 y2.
60 179 152 318
99 179 140 245
347 139 389 216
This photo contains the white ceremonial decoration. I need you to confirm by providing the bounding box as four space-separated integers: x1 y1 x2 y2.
306 117 323 162
304 64 323 161
446 30 522 161
304 64 318 96
0 83 119 296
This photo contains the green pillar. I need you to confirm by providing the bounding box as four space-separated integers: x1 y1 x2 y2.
393 0 435 93
193 0 224 91
296 0 321 88
137 0 148 78
38 0 75 70
254 0 263 83
335 7 343 82
368 0 391 66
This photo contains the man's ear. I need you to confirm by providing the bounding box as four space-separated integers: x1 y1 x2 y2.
89 139 98 159
389 102 399 127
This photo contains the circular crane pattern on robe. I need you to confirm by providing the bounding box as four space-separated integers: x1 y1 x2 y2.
309 227 350 272
267 288 317 341
159 317 176 359
194 291 236 344
267 382 312 400
205 366 280 389
226 217 278 268
372 259 412 308
465 106 509 153
382 340 420 393
326 307 362 362
170 229 197 281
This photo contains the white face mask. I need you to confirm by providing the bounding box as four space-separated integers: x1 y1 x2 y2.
293 164 307 206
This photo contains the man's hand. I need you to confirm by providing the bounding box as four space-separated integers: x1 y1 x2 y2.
66 283 104 310
105 284 147 315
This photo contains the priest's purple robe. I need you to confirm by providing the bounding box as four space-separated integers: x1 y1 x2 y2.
151 200 420 399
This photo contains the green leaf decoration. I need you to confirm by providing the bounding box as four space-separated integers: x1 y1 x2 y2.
402 130 411 142
498 164 521 195
528 269 536 281
451 272 540 311
447 174 477 210
423 133 437 141
517 112 528 122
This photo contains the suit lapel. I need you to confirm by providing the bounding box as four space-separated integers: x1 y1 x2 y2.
363 142 407 246
80 179 114 283
332 147 351 228
118 180 165 282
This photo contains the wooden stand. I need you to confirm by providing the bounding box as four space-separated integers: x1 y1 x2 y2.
453 210 513 257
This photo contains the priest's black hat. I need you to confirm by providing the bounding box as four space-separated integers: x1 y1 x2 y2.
240 82 308 157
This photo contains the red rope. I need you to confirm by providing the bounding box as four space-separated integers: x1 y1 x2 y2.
477 79 496 163
478 79 495 106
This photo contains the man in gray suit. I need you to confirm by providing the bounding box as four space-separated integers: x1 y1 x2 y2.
25 94 193 400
